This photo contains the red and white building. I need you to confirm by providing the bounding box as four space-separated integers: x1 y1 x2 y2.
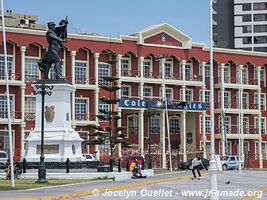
0 22 267 168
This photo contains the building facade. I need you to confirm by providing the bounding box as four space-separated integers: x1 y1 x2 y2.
0 23 267 168
213 0 267 52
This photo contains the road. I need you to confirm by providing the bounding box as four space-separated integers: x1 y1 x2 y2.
0 170 267 200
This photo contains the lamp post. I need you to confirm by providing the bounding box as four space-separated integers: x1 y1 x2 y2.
35 81 53 183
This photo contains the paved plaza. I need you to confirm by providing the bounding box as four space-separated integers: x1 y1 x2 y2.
0 170 267 200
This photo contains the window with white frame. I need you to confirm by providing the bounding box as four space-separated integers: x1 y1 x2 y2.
164 61 172 78
169 117 180 134
242 67 248 84
98 100 110 122
75 98 88 121
0 131 9 151
254 93 266 110
121 86 130 98
185 63 191 80
143 59 151 78
143 87 152 99
242 92 249 109
185 89 193 101
255 142 267 160
200 140 211 152
226 141 232 155
149 116 160 134
98 63 110 86
128 115 139 136
243 117 249 134
165 88 172 100
218 91 231 108
254 68 265 86
50 62 64 79
200 90 210 102
25 96 36 120
0 95 13 118
255 117 266 134
25 58 39 81
0 56 13 80
75 61 87 84
161 87 172 100
121 57 130 76
200 115 211 133
223 66 230 83
219 116 231 134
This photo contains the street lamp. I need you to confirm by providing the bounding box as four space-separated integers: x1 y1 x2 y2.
35 81 53 183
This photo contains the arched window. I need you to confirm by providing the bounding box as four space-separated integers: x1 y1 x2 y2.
149 115 160 134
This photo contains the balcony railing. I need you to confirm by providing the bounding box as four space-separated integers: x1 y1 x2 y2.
215 102 258 110
75 113 95 121
185 75 203 82
216 126 263 135
144 72 161 79
162 73 182 80
120 69 140 77
75 76 95 85
0 111 22 119
0 73 22 81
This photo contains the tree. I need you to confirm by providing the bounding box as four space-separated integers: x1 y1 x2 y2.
83 50 129 172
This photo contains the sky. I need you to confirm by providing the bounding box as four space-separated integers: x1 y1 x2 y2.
5 0 210 45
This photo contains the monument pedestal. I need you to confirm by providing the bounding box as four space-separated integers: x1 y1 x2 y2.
24 80 85 162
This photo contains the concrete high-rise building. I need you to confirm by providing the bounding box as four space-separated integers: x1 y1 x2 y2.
213 0 267 52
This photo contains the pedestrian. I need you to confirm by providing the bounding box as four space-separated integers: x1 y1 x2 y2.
191 156 204 180
5 159 11 180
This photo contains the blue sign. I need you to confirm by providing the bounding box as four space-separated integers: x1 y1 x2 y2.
119 99 207 111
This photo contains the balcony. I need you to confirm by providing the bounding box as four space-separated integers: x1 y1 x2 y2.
216 126 261 135
163 73 182 80
0 73 22 82
185 75 203 82
0 111 22 123
120 69 140 78
75 76 96 85
75 113 95 121
144 71 161 79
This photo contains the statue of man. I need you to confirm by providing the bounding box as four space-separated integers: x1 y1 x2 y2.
38 19 68 79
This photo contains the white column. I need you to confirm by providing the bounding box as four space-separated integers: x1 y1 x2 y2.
182 60 186 82
20 124 25 158
139 109 144 156
117 108 122 157
139 56 144 78
160 110 166 168
140 82 144 100
116 55 122 79
20 46 26 159
20 46 26 83
181 85 186 102
258 138 263 168
71 51 76 129
201 62 206 85
219 63 225 86
221 88 226 156
94 53 100 159
181 111 187 162
201 86 207 158
71 51 76 85
240 113 244 158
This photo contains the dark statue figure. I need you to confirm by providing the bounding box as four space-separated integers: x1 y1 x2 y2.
38 18 68 79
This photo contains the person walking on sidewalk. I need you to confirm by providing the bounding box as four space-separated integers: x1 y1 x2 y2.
191 156 204 180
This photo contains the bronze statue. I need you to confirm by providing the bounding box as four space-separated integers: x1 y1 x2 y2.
38 18 68 79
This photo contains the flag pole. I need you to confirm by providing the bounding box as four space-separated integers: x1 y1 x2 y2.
1 0 15 187
209 0 218 199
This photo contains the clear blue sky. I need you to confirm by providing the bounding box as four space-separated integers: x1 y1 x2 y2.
5 0 210 44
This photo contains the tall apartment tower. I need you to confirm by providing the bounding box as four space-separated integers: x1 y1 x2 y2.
213 0 267 52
